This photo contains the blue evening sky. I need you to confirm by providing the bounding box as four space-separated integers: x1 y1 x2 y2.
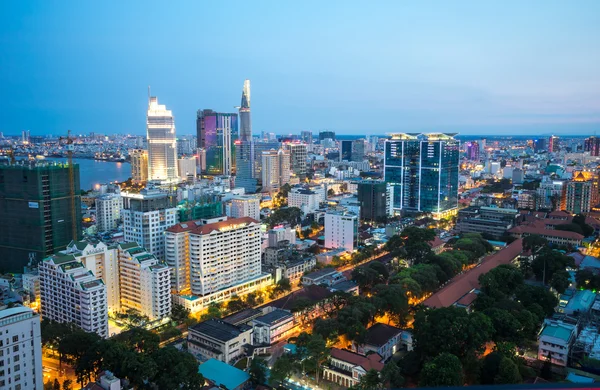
1 1 599 136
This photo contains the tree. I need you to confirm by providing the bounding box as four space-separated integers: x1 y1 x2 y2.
484 308 523 343
515 285 558 316
53 379 61 390
381 362 404 388
270 354 294 385
523 234 547 254
480 352 503 385
151 347 204 389
62 379 73 390
313 318 340 344
372 284 409 325
170 304 191 324
494 357 522 384
356 369 382 389
303 333 329 385
479 265 524 298
227 294 248 313
573 213 595 237
531 249 574 283
201 302 222 321
112 327 160 354
245 292 262 307
351 266 385 292
550 270 571 293
327 188 335 197
420 353 464 387
249 357 268 385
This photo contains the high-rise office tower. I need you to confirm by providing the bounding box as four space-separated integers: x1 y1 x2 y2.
301 131 313 144
121 188 178 260
95 193 121 232
324 211 358 251
351 139 365 161
261 149 291 192
197 109 238 176
0 162 82 272
284 142 307 179
319 131 336 141
384 133 459 219
549 135 559 153
465 141 480 161
178 157 197 181
565 171 598 214
585 136 600 156
147 96 178 181
236 80 258 192
340 140 353 161
357 180 390 222
0 306 43 390
533 138 547 153
254 141 281 184
130 149 148 183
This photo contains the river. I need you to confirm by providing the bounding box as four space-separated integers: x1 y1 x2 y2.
43 158 131 190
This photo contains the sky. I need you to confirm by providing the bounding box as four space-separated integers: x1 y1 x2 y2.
1 1 599 136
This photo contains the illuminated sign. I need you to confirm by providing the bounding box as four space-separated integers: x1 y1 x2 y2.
28 202 39 209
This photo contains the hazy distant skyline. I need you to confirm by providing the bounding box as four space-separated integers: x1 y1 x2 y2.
1 1 599 136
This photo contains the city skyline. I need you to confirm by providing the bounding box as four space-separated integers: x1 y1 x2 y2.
1 1 600 136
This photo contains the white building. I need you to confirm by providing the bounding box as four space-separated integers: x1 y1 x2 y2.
178 157 197 181
40 255 108 337
261 148 291 192
252 308 296 345
95 193 122 232
538 320 577 366
284 143 308 178
172 217 272 313
0 307 43 390
22 270 40 307
118 245 171 321
325 211 358 251
288 187 322 214
165 220 205 294
147 96 178 181
63 240 121 312
268 226 296 247
188 319 253 363
228 195 260 221
121 188 178 261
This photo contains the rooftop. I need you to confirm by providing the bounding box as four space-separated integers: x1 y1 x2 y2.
192 217 258 235
303 267 338 281
190 319 250 342
198 359 250 390
541 323 575 342
364 323 402 348
221 308 263 326
165 220 204 234
254 309 294 326
330 348 384 372
508 225 584 240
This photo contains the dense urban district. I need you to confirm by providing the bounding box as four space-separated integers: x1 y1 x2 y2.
2 81 600 389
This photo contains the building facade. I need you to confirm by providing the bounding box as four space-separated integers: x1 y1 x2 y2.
465 141 479 161
565 171 598 214
147 96 178 181
121 189 178 260
585 136 600 156
197 109 239 176
261 148 291 192
236 79 258 193
40 255 108 337
228 195 260 221
0 307 43 390
284 143 307 179
325 211 358 251
95 193 121 232
0 162 82 272
178 157 197 181
188 319 253 363
357 180 389 222
384 133 459 219
130 149 148 183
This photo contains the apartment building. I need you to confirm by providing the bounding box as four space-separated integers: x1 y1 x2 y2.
325 211 358 251
227 195 260 221
288 187 323 214
40 255 108 337
0 307 43 390
538 320 577 366
252 308 296 346
95 193 122 232
118 245 171 321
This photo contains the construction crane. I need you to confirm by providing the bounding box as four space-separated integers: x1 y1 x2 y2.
59 130 77 241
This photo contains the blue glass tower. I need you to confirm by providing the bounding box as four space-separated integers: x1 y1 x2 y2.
197 110 238 176
384 133 459 219
235 79 258 192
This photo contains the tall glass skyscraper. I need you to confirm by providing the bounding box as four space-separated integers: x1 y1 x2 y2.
384 133 459 219
197 109 238 176
147 96 178 181
236 80 258 192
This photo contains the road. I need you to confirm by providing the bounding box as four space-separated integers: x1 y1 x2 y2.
42 356 77 387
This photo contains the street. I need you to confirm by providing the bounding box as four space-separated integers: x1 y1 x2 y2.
42 355 77 387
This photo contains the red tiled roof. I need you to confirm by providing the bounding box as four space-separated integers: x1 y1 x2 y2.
548 210 570 219
165 219 204 233
192 217 258 235
330 348 384 372
508 225 584 240
423 239 523 309
428 236 445 249
456 291 478 306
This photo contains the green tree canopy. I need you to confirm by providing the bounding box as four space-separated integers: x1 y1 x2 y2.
420 353 464 387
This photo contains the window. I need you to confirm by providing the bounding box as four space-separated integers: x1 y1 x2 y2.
11 336 17 343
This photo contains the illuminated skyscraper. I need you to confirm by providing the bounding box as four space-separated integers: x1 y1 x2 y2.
384 133 459 219
197 109 238 176
236 80 257 192
147 96 178 181
549 135 559 153
465 141 480 161
585 136 600 156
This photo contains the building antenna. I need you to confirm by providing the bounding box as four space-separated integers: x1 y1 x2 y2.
148 85 151 100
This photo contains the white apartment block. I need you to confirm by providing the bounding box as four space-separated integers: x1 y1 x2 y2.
95 193 122 232
325 211 358 251
268 226 297 247
538 320 577 366
0 307 43 390
172 217 271 313
40 255 108 337
288 187 322 214
118 245 171 321
228 195 260 221
62 240 121 312
165 221 203 294
261 148 291 192
178 157 197 181
121 189 178 261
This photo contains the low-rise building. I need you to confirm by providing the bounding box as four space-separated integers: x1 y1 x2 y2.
508 225 584 247
352 323 403 361
456 206 519 238
323 348 384 388
198 359 251 390
538 320 577 366
325 211 358 251
288 187 322 214
302 268 344 286
188 319 253 363
252 308 296 345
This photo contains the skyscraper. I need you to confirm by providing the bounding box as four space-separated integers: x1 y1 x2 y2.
130 149 148 183
340 140 353 161
147 96 178 181
384 133 459 219
0 161 82 272
262 148 291 192
549 135 559 153
197 109 238 176
465 141 480 161
319 131 336 141
236 80 258 192
534 138 547 153
357 180 390 222
585 136 600 156
284 142 308 179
